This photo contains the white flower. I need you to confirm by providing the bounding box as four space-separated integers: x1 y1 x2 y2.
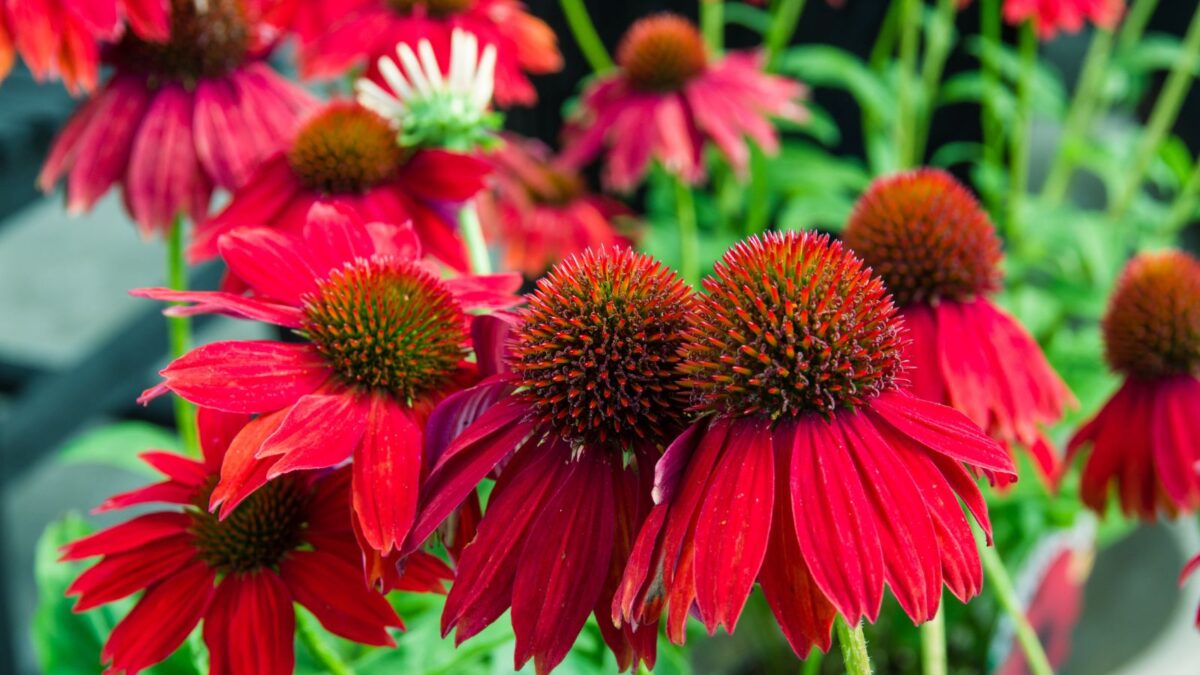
356 29 501 151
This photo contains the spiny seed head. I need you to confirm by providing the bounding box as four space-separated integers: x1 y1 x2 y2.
617 14 708 93
303 258 467 401
108 0 251 84
1102 250 1200 379
190 476 309 574
683 231 905 419
386 0 475 17
843 169 1002 306
512 247 695 449
288 103 406 194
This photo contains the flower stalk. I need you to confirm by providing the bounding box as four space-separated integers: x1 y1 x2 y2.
459 200 493 274
765 0 807 71
894 0 921 169
297 610 354 675
835 616 873 675
1109 2 1200 220
673 173 700 285
701 0 724 54
1041 27 1115 205
979 0 1002 214
919 605 947 675
1006 23 1037 235
559 0 614 73
976 527 1054 675
166 214 199 457
912 0 960 163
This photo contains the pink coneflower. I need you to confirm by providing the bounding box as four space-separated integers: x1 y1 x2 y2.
1003 0 1124 38
0 0 168 93
136 205 520 564
615 231 1015 657
60 408 448 675
399 248 693 673
191 101 489 270
843 169 1074 486
296 0 560 107
560 13 806 191
38 0 314 237
1067 250 1200 519
477 134 636 278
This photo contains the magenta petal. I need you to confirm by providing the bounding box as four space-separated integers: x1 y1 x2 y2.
217 227 321 305
693 417 774 634
652 420 704 504
423 377 512 468
352 395 422 554
302 202 378 274
470 314 517 377
151 341 330 414
125 85 212 234
133 287 305 328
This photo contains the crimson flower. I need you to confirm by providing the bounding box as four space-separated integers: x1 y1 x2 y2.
398 248 694 674
295 0 561 107
1067 250 1200 519
843 169 1074 486
477 134 636 278
0 0 167 93
1003 0 1124 38
60 408 451 675
615 231 1015 657
191 100 488 270
560 13 806 191
37 0 315 236
136 205 520 564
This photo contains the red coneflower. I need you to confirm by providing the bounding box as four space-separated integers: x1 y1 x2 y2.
477 134 636 278
190 100 489 271
136 205 520 564
0 0 168 93
843 169 1074 486
37 0 314 236
1002 0 1124 38
615 231 1015 657
560 13 807 191
398 248 694 674
60 408 450 675
296 0 560 107
1067 250 1200 519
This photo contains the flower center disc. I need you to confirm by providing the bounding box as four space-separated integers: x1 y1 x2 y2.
1103 250 1200 379
683 231 904 419
304 258 466 401
109 0 251 84
190 476 309 574
512 248 694 448
617 14 708 92
386 0 475 17
289 103 406 194
843 169 1002 306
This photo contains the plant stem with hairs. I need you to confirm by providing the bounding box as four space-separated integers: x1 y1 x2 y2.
166 215 199 457
976 525 1054 675
835 616 873 675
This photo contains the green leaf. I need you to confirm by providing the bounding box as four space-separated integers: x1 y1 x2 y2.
58 421 181 476
778 45 892 122
965 37 1067 116
32 514 201 675
723 2 771 34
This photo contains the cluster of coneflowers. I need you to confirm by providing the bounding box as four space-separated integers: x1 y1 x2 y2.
5 0 1198 673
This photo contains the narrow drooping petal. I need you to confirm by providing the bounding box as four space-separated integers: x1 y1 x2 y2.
353 395 423 554
204 573 296 675
101 561 216 675
259 393 369 474
146 341 330 413
281 550 403 646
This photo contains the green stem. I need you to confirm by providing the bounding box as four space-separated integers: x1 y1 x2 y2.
765 0 807 71
1165 158 1200 233
1109 2 1200 220
701 0 724 54
1007 23 1037 235
673 174 700 286
870 0 902 71
1117 0 1160 55
458 201 492 275
166 215 199 457
559 0 614 74
912 0 960 163
834 616 872 675
980 0 1002 214
801 649 825 675
746 144 770 235
297 611 354 675
919 604 947 675
977 530 1054 675
895 0 921 169
1041 27 1115 205
636 663 653 675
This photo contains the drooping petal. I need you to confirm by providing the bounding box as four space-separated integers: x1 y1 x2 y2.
217 227 321 305
60 512 190 561
281 549 403 646
67 535 196 611
693 417 774 634
145 341 330 414
353 395 423 554
398 149 492 202
423 377 512 468
512 453 616 675
258 393 369 476
197 408 252 473
125 85 212 234
210 410 289 517
869 391 1015 478
94 481 196 513
101 560 216 675
133 287 306 328
204 572 296 675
